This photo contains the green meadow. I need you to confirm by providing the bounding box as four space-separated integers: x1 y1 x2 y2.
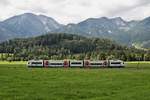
0 61 150 100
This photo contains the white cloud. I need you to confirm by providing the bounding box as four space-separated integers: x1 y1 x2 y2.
0 0 150 24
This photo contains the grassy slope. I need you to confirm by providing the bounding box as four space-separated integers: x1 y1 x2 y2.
0 62 150 100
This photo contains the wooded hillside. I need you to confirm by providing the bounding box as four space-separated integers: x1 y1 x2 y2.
0 33 149 61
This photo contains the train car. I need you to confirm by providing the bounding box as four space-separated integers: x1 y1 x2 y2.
44 60 68 68
27 60 43 68
69 60 83 68
108 60 125 68
89 60 107 68
84 60 107 68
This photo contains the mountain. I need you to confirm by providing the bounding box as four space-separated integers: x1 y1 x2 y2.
0 23 15 42
54 17 133 44
56 17 129 35
0 13 62 41
127 17 150 48
54 17 150 48
0 13 150 48
38 15 62 32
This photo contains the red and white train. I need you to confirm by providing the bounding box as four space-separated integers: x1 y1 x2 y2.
27 59 125 68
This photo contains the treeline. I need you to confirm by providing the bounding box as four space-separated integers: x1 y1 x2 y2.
0 33 150 61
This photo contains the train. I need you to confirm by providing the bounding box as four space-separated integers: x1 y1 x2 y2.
27 59 125 68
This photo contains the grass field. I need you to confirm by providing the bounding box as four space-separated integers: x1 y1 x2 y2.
0 62 150 100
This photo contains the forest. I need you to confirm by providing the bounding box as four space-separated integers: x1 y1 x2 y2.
0 33 150 61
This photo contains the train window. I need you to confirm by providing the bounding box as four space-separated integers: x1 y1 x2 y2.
90 63 102 65
71 62 82 64
111 62 121 64
31 62 42 64
50 63 63 65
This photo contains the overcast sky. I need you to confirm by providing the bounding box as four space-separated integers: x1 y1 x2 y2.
0 0 150 24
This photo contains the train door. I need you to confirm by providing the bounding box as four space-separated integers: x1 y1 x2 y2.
84 60 90 68
64 60 69 68
44 60 49 68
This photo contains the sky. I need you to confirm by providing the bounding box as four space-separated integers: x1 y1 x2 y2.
0 0 150 24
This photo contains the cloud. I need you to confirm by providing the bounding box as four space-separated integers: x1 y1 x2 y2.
105 0 150 20
0 0 10 6
108 0 150 15
138 0 150 6
0 0 150 24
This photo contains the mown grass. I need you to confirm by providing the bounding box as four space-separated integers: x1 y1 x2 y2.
0 61 26 65
0 62 150 100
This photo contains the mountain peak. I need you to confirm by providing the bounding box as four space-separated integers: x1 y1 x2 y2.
111 17 125 23
99 17 109 20
22 13 40 20
111 17 127 26
140 16 150 25
21 13 37 17
38 14 55 21
112 17 123 20
22 13 36 16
